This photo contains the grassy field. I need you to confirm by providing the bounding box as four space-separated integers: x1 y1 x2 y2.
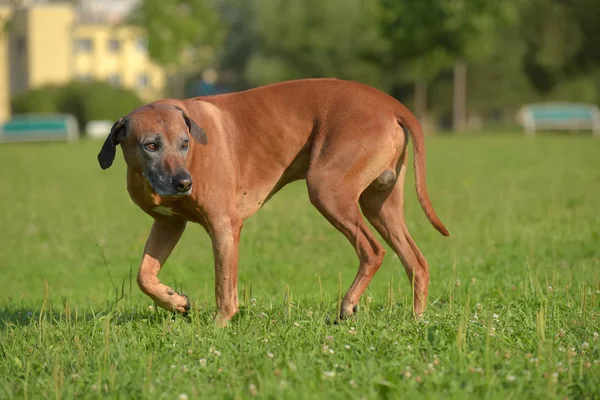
1 134 599 399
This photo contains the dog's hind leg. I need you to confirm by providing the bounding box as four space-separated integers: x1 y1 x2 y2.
359 153 431 316
137 218 191 315
307 177 387 319
305 126 398 319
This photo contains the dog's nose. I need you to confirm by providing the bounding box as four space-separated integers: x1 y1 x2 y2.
173 172 192 193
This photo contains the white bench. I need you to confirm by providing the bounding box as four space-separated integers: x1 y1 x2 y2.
518 103 600 136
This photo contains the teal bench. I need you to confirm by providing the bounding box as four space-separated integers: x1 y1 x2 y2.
518 103 600 136
0 114 79 143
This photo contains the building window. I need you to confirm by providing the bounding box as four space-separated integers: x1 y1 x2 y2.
136 37 148 53
107 74 120 86
75 38 93 53
137 73 150 89
78 73 92 82
107 39 120 53
16 37 27 54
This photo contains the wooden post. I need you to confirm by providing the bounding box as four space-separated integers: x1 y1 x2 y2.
453 59 467 133
414 80 427 122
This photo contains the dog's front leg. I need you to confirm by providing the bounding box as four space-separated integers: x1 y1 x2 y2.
209 216 243 326
137 218 190 315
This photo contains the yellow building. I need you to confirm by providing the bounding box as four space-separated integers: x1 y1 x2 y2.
73 24 165 101
7 3 75 95
0 4 13 122
0 2 166 123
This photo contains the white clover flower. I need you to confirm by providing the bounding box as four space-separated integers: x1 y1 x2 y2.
199 358 207 366
248 383 258 396
322 371 336 379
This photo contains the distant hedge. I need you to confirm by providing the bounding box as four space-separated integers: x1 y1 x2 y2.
11 81 144 133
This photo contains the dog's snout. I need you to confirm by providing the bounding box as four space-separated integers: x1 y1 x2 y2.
173 172 192 193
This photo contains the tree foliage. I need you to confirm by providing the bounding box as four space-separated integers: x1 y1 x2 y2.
129 0 223 69
132 0 600 126
244 0 387 88
520 0 600 93
12 82 144 130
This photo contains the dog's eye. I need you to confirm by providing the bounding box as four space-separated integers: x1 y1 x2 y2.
145 143 157 151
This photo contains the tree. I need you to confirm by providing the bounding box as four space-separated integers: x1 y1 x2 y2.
129 0 224 97
241 0 388 89
213 0 259 91
378 0 518 130
520 0 600 94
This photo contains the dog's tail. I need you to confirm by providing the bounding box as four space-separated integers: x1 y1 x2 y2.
397 112 449 237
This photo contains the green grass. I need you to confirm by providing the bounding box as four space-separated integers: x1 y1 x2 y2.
1 134 599 399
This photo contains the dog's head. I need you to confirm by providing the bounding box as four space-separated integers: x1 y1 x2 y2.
97 103 207 197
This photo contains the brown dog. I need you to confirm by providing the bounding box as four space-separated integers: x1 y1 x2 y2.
97 78 449 325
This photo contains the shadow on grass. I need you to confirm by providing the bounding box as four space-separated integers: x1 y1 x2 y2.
0 305 218 328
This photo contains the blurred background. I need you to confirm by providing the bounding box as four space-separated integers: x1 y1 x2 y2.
0 0 599 138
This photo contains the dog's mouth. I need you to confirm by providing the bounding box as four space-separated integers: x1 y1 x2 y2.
143 171 193 198
150 185 192 198
173 186 192 197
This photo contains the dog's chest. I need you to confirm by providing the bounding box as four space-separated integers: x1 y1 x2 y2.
153 205 176 216
127 173 183 218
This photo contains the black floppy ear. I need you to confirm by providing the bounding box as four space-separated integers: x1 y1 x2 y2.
97 117 127 170
174 106 207 144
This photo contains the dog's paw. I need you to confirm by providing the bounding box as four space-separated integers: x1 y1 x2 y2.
339 304 358 319
163 290 191 316
176 292 191 316
332 305 358 325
